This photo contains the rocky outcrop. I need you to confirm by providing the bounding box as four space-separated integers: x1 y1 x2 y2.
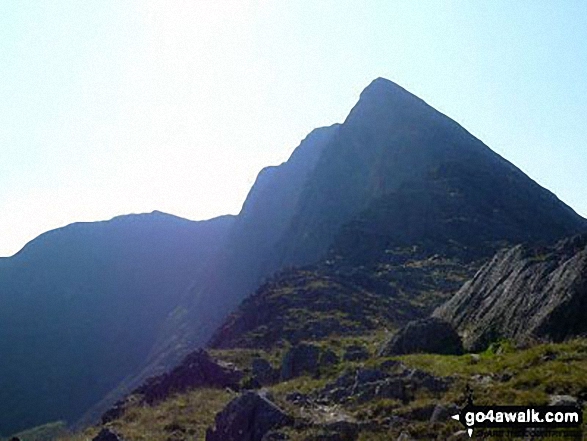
206 390 293 441
435 235 587 351
101 349 242 423
319 364 450 405
135 349 242 404
379 317 463 356
252 358 280 386
280 343 321 380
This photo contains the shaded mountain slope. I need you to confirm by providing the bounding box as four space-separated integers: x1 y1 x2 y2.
210 154 586 352
207 255 475 351
77 124 341 427
273 78 584 268
143 127 339 359
5 77 587 434
435 234 587 351
118 79 586 409
0 212 233 435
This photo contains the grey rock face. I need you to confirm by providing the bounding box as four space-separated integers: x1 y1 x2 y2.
206 391 293 441
379 317 463 356
435 234 587 351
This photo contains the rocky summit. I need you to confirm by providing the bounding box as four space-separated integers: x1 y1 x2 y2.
435 234 587 351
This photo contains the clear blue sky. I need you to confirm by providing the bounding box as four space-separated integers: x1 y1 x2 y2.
1 1 586 256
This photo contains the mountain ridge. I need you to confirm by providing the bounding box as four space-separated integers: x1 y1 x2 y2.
1 78 586 435
0 211 235 434
82 77 586 428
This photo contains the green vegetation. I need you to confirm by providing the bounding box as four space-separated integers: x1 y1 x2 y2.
209 253 476 351
58 389 233 441
57 338 587 440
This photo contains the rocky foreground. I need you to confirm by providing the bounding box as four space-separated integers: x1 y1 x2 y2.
52 334 587 441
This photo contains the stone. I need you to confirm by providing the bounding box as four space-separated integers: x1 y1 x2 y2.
280 343 321 380
206 390 293 441
403 368 450 392
379 317 463 356
447 431 470 440
548 394 579 407
102 349 242 423
252 357 279 385
400 404 436 421
430 403 460 423
319 365 448 404
134 349 242 405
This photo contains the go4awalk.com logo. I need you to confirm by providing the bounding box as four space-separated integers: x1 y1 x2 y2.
451 404 583 438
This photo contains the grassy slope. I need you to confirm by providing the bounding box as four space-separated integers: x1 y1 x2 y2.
57 338 587 441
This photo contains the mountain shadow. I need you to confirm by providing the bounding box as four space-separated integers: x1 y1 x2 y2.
156 78 585 377
0 212 233 435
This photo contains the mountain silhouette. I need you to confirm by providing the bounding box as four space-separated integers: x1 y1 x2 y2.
1 78 585 434
0 212 233 434
108 78 585 422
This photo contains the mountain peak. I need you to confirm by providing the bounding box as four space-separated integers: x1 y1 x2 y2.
344 78 430 126
359 77 418 101
363 76 404 92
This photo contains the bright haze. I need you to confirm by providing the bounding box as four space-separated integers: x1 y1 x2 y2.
1 1 586 257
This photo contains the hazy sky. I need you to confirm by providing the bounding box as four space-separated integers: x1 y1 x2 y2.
1 1 586 257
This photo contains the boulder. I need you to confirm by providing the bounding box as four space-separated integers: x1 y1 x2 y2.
134 349 242 405
379 317 463 356
319 365 449 404
102 349 242 423
280 343 321 380
206 390 293 441
430 403 460 423
549 394 579 407
403 368 450 392
399 404 437 421
252 357 279 385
